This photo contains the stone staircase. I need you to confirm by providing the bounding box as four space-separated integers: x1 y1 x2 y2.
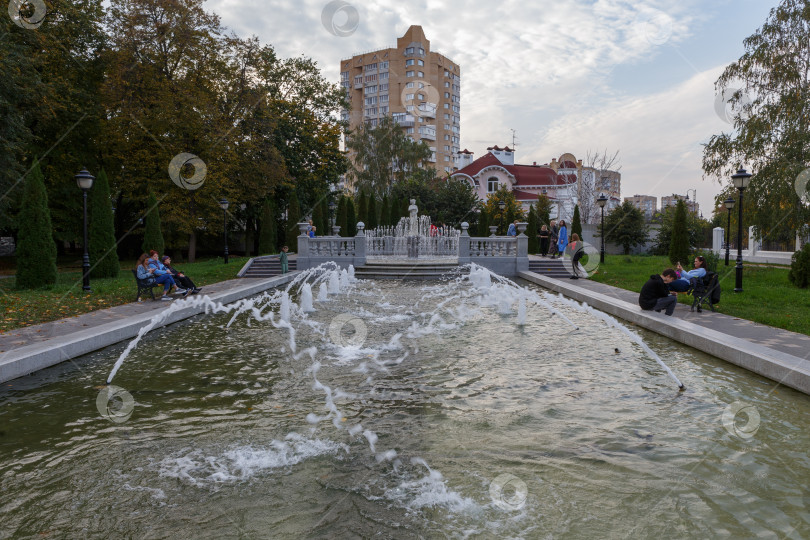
240 256 297 278
354 260 464 280
527 257 571 279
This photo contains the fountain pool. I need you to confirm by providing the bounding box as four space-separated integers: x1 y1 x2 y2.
0 266 808 538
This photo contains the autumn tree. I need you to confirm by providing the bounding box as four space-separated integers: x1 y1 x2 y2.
482 186 525 235
602 201 648 255
15 161 57 288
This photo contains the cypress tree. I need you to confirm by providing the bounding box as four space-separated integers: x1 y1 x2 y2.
319 198 330 235
285 191 302 249
258 199 276 254
141 191 164 255
380 195 391 228
571 204 582 238
15 160 58 288
336 196 348 236
527 205 539 254
478 210 490 236
669 199 690 265
88 169 120 278
357 190 368 226
367 195 378 231
312 200 324 237
400 197 409 219
346 197 357 236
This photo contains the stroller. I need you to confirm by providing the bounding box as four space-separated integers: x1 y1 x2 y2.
687 271 720 312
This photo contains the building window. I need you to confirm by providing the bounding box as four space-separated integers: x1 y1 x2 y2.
405 46 414 54
418 82 425 89
406 71 414 77
365 74 377 82
364 86 377 94
444 103 449 109
406 105 414 111
406 93 414 100
444 92 450 98
445 81 450 87
380 105 389 113
365 63 377 71
341 71 349 80
419 47 425 54
444 123 450 130
406 127 414 134
380 61 388 69
380 83 388 91
445 156 450 161
418 71 424 77
406 59 415 66
379 72 388 80
488 177 498 193
365 107 377 115
444 135 450 140
444 114 450 119
380 94 388 103
406 82 414 88
417 93 424 100
417 59 424 66
444 145 450 151
365 96 377 105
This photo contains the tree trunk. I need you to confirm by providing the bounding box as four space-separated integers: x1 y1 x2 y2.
188 231 197 262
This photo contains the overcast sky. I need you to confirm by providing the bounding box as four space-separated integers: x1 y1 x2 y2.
207 0 779 216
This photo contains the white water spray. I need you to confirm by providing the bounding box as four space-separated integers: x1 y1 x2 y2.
279 292 291 323
318 283 328 302
328 271 340 294
517 291 527 326
301 283 314 313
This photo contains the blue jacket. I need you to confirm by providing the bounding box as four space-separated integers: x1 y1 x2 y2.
147 259 169 275
136 265 151 280
507 223 517 236
557 225 568 250
679 267 706 281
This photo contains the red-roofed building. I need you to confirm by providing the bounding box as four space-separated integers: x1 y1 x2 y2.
450 148 579 220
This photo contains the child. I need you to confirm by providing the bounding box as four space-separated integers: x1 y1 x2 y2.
280 246 289 274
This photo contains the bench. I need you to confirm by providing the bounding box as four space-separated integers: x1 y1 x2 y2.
132 269 160 302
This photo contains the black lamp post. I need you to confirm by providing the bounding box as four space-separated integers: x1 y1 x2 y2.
219 198 229 264
75 169 95 292
724 196 735 266
498 200 506 235
329 200 337 233
597 193 608 263
731 168 752 292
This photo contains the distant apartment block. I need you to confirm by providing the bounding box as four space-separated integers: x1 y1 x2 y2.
661 194 699 215
339 25 461 183
625 194 657 220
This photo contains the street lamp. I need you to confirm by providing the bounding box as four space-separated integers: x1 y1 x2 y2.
328 200 337 234
75 169 95 292
219 198 229 264
731 168 752 292
597 192 608 263
723 196 735 266
498 200 506 235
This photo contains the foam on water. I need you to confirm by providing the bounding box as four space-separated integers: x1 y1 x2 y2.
157 433 349 487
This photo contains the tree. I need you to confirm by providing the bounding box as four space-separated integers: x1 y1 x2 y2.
571 205 583 238
602 201 648 255
380 194 391 228
789 243 810 288
346 197 357 236
357 191 368 227
580 149 621 224
258 199 276 254
88 169 120 278
141 192 165 255
477 209 490 237
653 204 714 255
285 192 301 249
346 115 433 197
527 205 539 253
702 0 810 246
336 196 348 236
311 198 325 237
535 194 553 228
367 195 379 231
669 200 691 265
434 178 480 227
15 161 57 288
482 186 525 235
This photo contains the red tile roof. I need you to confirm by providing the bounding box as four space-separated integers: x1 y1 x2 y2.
451 152 576 187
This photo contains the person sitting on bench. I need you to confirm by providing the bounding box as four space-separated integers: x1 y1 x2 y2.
668 256 707 293
640 268 679 316
138 252 174 300
161 255 201 295
147 250 179 296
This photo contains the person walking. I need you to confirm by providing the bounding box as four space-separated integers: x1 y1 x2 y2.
539 225 550 257
556 220 568 259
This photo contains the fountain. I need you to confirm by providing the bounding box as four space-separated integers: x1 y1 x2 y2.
365 199 461 261
2 262 808 538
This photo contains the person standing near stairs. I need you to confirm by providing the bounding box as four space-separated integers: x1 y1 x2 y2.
539 225 550 257
549 221 559 258
280 246 289 274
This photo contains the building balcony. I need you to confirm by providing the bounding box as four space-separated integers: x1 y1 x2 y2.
393 114 415 128
419 131 436 141
417 103 437 118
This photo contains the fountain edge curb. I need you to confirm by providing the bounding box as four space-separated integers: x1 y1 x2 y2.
517 271 810 396
0 273 299 384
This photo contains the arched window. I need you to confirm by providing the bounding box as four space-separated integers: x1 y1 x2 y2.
487 177 498 193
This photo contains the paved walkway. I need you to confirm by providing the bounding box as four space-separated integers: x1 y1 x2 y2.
557 276 810 360
0 278 263 354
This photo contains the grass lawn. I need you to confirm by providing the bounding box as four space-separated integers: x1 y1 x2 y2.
588 255 810 336
0 256 247 333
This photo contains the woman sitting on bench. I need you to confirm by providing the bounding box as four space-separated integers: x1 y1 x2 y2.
145 251 178 299
668 255 707 292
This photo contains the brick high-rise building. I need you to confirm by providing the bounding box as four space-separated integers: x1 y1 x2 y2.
339 25 461 180
624 194 658 220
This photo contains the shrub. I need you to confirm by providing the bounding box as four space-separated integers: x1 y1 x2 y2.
696 249 719 272
789 243 810 288
15 160 58 288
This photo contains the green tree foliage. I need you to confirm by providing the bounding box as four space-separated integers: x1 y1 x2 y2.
527 205 539 253
571 205 582 238
346 197 357 236
346 115 433 197
434 178 480 228
482 186 525 235
602 201 648 255
535 194 553 228
367 195 378 231
399 197 409 220
88 169 120 278
788 243 810 288
15 161 57 289
258 199 276 254
653 204 713 255
380 195 391 228
357 191 368 227
141 192 165 255
336 196 348 237
477 209 490 236
311 198 325 237
702 0 810 244
669 200 691 265
285 192 301 249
